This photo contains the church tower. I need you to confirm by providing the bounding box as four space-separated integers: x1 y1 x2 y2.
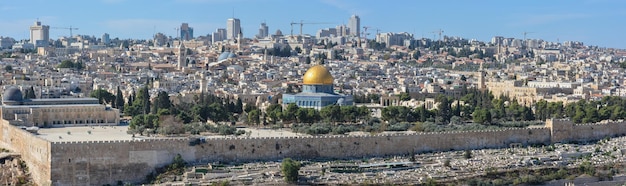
177 41 185 70
237 29 243 52
263 46 268 62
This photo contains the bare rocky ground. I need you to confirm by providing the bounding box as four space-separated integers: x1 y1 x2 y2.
0 150 33 186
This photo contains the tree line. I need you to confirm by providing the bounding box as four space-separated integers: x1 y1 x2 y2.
261 103 370 126
57 60 84 70
90 84 626 136
380 88 535 125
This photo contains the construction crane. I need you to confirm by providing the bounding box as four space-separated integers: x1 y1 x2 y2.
289 20 332 36
362 26 371 41
430 29 444 41
523 31 534 40
51 26 79 38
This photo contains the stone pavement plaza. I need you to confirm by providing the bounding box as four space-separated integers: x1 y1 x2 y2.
35 126 308 142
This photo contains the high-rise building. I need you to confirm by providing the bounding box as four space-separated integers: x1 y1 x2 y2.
30 21 50 47
336 25 349 37
180 23 194 41
212 28 227 43
227 18 241 40
257 22 268 38
101 33 110 45
348 15 360 37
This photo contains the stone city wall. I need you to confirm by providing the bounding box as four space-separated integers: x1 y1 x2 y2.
546 119 626 143
7 118 626 185
48 127 550 185
0 120 52 185
570 122 626 140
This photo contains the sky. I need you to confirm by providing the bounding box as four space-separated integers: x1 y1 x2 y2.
1 0 625 48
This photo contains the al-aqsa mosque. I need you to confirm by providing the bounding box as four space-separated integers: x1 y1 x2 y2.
1 87 120 127
282 65 353 110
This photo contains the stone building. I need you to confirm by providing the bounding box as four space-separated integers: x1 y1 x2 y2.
0 87 119 127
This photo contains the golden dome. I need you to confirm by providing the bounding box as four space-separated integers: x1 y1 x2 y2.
302 65 334 85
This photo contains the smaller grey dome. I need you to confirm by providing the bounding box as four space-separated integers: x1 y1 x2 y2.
2 87 23 102
218 52 237 61
337 98 345 106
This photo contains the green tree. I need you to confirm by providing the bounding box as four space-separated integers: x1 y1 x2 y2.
320 105 341 123
176 111 193 124
129 114 159 130
265 104 283 124
295 108 309 123
57 60 84 70
286 84 295 94
282 103 299 123
436 95 452 122
57 60 75 68
398 92 411 101
248 109 261 125
115 86 124 111
23 86 36 99
472 108 491 124
4 65 12 71
235 98 244 114
90 89 116 105
412 50 421 59
281 158 301 183
140 86 150 115
167 154 186 174
152 91 172 114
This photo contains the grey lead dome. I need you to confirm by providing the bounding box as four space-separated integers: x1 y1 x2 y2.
2 87 23 102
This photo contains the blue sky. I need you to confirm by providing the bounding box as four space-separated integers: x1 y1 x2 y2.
1 0 625 48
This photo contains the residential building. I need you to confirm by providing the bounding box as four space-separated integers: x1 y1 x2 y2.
212 28 227 43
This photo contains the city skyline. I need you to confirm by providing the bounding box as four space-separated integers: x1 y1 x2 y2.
1 0 625 48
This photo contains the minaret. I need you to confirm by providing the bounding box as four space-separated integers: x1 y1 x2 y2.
199 72 207 93
478 62 486 91
177 41 185 70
